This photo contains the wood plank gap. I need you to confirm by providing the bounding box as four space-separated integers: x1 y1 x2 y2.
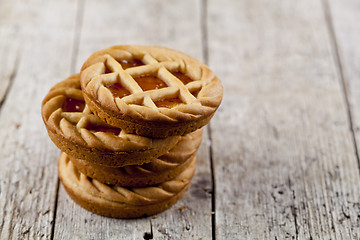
70 0 85 74
322 0 360 173
50 179 60 240
143 220 154 240
0 52 20 113
201 0 216 239
208 125 216 240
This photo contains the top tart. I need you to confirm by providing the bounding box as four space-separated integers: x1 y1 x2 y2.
80 45 223 138
41 74 180 167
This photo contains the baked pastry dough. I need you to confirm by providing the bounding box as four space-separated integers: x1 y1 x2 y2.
58 152 195 218
68 128 202 187
41 74 179 167
80 45 223 138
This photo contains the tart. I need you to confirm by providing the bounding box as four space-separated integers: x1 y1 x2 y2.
41 74 180 167
58 152 196 218
80 45 223 138
67 128 202 187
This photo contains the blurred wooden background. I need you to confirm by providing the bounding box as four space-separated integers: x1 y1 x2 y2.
1 0 360 239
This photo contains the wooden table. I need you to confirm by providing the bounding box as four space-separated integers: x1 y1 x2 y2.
1 0 360 239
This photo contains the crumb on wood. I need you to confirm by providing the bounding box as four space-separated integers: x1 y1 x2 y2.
179 206 187 211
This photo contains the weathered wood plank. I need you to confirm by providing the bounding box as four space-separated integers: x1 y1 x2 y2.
207 0 360 239
0 0 21 105
74 0 204 73
327 0 360 163
150 128 212 239
0 0 78 239
54 0 212 239
0 38 19 106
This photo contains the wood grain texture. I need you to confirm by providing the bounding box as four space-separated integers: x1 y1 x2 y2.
207 0 360 239
0 0 21 105
327 0 360 163
74 0 203 72
0 0 78 239
53 0 212 239
151 128 212 239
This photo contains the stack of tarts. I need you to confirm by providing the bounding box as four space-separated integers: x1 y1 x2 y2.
41 45 222 218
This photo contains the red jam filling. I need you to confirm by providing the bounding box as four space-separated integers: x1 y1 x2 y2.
104 65 112 74
87 124 121 135
191 90 200 98
62 98 85 112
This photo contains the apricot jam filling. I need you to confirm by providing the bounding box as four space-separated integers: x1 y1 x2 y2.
172 71 193 85
87 123 121 135
119 59 144 69
62 98 85 112
134 75 167 91
154 98 183 108
105 83 131 98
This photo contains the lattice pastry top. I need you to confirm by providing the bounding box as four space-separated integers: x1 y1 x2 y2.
80 45 223 138
41 74 180 167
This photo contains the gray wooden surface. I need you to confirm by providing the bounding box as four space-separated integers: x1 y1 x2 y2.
0 0 359 239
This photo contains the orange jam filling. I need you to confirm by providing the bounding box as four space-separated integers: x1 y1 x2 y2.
119 59 144 69
105 83 131 98
87 124 121 135
154 97 182 108
172 71 193 85
62 98 85 112
134 75 167 91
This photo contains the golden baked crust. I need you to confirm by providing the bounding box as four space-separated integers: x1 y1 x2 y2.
58 152 195 218
80 45 223 138
68 128 202 186
41 74 180 167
